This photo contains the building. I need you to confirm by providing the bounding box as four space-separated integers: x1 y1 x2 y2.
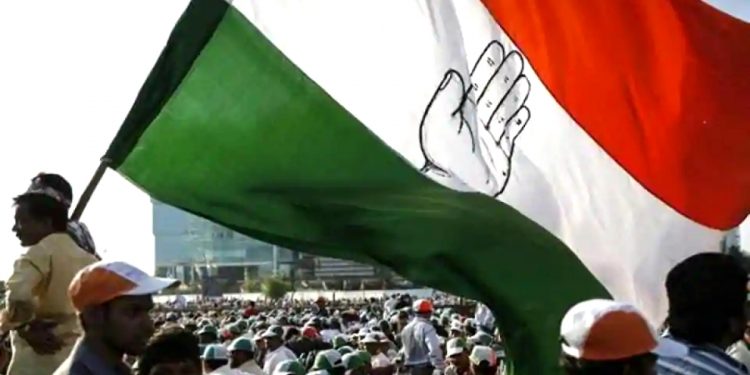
152 201 396 291
153 201 296 288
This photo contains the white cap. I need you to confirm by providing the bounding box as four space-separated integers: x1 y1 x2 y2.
446 338 468 357
69 260 179 312
469 346 497 367
560 299 657 361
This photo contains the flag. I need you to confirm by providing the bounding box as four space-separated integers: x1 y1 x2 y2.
104 0 750 373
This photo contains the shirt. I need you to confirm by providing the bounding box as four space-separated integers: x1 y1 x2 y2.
3 234 98 375
2 233 98 334
210 365 251 375
53 340 132 375
237 359 266 375
729 342 750 370
262 345 297 374
657 335 749 375
400 317 444 369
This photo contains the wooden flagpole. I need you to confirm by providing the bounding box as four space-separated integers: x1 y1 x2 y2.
71 159 110 221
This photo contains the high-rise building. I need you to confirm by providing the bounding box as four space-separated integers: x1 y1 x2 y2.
152 201 392 291
152 200 297 289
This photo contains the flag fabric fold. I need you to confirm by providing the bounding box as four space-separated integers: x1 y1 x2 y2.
105 0 750 373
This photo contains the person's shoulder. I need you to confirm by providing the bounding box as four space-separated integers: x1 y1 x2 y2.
52 355 95 375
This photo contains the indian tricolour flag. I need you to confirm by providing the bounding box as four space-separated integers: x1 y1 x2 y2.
103 0 750 373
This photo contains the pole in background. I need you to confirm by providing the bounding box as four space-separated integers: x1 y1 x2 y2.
722 228 742 253
272 245 279 276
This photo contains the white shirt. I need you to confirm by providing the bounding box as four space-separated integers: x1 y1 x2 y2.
320 329 342 343
263 346 297 374
729 342 750 370
372 353 392 368
210 365 251 374
238 360 266 375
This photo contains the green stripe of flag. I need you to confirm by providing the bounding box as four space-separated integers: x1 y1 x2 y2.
105 0 608 373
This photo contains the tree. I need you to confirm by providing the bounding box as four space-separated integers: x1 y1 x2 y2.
261 277 290 300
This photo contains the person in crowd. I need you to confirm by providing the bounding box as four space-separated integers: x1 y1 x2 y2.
728 321 750 369
137 326 202 375
444 338 469 375
1 174 100 375
657 253 749 374
449 322 464 340
198 326 220 353
467 346 497 375
228 337 264 375
261 326 296 374
244 302 259 319
53 260 179 375
311 349 345 375
30 173 98 257
361 333 393 375
289 325 331 367
400 299 444 375
202 344 231 374
321 318 343 344
342 352 367 375
559 299 660 375
271 359 305 375
204 343 253 374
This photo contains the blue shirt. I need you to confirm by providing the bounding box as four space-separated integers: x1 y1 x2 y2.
53 340 132 375
657 335 749 375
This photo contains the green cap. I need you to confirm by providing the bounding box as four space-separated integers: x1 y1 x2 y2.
356 350 372 365
337 345 355 356
228 337 255 353
273 359 306 375
332 335 348 349
342 353 365 370
201 344 228 360
262 325 284 339
197 325 218 336
313 349 344 371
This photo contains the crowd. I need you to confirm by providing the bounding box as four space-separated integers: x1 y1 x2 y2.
0 172 749 375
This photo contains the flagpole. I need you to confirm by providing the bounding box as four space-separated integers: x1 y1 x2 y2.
71 159 110 221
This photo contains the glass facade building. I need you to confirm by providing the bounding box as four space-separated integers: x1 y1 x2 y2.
153 201 296 285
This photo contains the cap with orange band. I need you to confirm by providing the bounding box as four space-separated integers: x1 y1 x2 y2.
68 261 180 312
560 299 661 361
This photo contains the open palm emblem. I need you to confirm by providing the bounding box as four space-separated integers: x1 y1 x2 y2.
419 40 530 197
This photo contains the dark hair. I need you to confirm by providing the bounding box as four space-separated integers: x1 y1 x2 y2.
13 194 68 231
284 327 300 341
666 253 748 345
470 362 498 375
560 353 656 375
204 359 228 371
138 326 201 375
33 173 73 202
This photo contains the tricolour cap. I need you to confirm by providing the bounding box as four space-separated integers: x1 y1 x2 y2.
560 299 657 361
68 260 179 312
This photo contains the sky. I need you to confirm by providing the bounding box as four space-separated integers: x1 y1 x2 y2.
0 0 748 280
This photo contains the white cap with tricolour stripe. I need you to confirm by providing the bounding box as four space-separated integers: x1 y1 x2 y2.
68 260 180 312
560 299 658 361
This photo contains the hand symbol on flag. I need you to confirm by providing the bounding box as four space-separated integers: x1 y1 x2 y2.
419 40 531 197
